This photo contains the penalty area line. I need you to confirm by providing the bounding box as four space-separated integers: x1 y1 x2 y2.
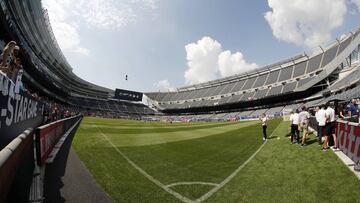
196 122 283 202
95 126 194 203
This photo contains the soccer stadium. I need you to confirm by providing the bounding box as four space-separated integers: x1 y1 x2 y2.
0 0 360 202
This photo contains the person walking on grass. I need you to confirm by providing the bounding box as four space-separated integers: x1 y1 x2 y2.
289 109 300 144
298 106 310 146
325 103 337 150
316 105 327 150
260 113 269 141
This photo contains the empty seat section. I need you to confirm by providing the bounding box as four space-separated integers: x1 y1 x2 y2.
162 92 176 101
229 80 246 93
242 76 257 90
218 96 230 105
253 88 269 99
227 94 243 103
282 81 297 93
297 77 314 88
190 89 203 99
267 85 283 96
240 91 255 101
184 90 196 100
199 87 214 98
278 66 294 81
252 73 268 88
293 61 307 78
265 70 280 85
321 44 339 67
219 82 236 94
209 85 225 96
306 53 323 73
266 106 284 115
338 36 352 54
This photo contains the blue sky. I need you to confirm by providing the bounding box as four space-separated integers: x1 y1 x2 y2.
43 0 360 92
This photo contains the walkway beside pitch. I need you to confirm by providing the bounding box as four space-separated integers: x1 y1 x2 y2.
43 131 113 203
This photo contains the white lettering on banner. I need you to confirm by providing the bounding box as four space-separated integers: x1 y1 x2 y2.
1 94 39 128
5 96 13 126
1 74 42 129
337 122 360 164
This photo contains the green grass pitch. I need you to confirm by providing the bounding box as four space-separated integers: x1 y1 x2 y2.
73 117 360 202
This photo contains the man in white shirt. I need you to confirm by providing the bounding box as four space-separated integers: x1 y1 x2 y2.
316 105 327 149
325 103 337 150
298 106 310 146
259 113 268 141
289 109 300 144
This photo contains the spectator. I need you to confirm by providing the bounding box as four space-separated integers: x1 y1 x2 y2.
0 41 17 74
346 98 359 122
259 113 269 141
325 103 337 149
298 106 310 146
337 102 346 119
290 109 300 144
316 105 327 150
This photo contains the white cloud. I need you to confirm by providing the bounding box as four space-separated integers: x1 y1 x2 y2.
42 0 157 55
42 0 89 55
264 0 347 48
218 51 258 77
184 37 222 85
184 37 258 85
154 79 175 91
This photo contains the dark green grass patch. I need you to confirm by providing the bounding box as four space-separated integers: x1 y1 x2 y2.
119 119 281 184
73 118 280 202
73 118 360 203
207 121 360 203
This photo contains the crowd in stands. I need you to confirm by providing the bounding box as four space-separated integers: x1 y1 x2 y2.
286 98 360 151
0 40 79 125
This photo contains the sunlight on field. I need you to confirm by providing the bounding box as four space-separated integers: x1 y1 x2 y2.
73 117 360 203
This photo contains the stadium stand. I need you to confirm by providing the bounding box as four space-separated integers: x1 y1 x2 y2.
1 1 360 202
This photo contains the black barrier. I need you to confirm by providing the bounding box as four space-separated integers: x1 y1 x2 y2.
0 73 44 149
0 129 35 203
35 115 83 166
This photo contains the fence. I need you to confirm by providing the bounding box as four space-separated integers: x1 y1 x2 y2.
309 117 360 168
35 115 83 166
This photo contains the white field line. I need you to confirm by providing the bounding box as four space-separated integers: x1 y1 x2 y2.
95 122 282 203
196 123 283 202
166 182 219 189
95 126 194 203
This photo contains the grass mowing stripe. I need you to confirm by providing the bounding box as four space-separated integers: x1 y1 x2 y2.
105 121 258 147
206 121 360 202
73 118 360 202
90 121 242 135
95 126 194 203
118 119 281 184
87 122 238 130
197 122 282 202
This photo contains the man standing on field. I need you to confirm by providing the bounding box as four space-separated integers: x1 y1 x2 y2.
325 103 337 149
289 109 300 144
298 106 310 146
260 113 268 141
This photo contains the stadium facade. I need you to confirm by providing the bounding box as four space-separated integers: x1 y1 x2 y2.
0 0 360 119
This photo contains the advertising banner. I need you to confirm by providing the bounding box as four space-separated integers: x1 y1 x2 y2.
35 115 82 165
0 73 43 149
336 120 360 164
